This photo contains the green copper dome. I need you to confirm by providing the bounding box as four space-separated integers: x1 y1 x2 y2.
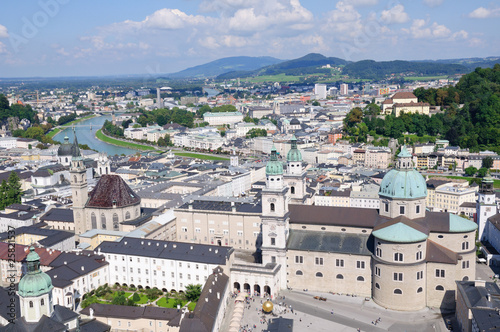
379 146 427 199
266 146 283 175
18 247 53 298
287 135 302 162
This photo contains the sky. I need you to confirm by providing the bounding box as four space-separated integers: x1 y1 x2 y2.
0 0 499 78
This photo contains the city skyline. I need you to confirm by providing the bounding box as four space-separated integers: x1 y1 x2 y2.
0 0 499 77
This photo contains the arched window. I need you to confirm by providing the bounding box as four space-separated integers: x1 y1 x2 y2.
336 274 343 279
436 285 444 291
91 213 97 229
125 211 131 220
29 301 33 308
357 276 364 281
101 213 107 229
291 186 295 194
316 272 323 277
296 270 303 275
41 299 44 306
113 213 119 230
270 203 275 212
417 287 423 293
462 276 469 281
375 283 380 289
394 289 402 294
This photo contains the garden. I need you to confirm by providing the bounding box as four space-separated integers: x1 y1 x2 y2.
80 283 201 311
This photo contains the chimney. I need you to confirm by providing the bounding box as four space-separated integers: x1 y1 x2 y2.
487 293 492 302
231 201 236 213
217 292 220 300
475 280 486 288
189 200 193 210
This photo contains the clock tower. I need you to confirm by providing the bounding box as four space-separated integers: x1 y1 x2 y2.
283 135 306 204
261 146 288 290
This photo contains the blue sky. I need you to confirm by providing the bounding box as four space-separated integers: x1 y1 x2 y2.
0 0 499 77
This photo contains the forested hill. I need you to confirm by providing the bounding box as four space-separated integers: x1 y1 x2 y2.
342 60 467 80
167 56 283 78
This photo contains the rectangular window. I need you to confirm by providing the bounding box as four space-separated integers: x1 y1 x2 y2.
181 227 188 232
271 256 276 263
416 271 423 280
237 231 243 236
462 242 469 250
416 251 423 260
376 247 382 257
179 273 183 279
384 203 389 212
315 257 324 265
416 205 420 214
435 269 445 278
295 256 303 264
375 266 381 277
462 261 469 269
399 206 405 214
271 238 276 245
356 261 365 269
336 259 344 267
393 272 403 281
171 272 174 278
394 253 403 262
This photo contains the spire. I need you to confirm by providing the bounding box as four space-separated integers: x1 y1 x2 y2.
71 127 81 158
270 145 278 161
26 246 40 273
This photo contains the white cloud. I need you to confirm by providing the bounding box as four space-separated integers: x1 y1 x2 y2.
350 0 378 6
468 6 500 19
403 19 452 39
323 1 363 39
423 0 444 8
380 4 410 24
0 41 6 54
0 24 8 38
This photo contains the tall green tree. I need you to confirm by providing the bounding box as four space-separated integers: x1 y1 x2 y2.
7 172 22 205
482 156 494 169
185 284 202 302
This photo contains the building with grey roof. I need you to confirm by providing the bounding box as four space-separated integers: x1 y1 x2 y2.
456 280 500 332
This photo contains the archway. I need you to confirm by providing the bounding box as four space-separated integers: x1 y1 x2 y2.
264 285 271 296
234 282 240 292
254 284 261 296
243 283 251 294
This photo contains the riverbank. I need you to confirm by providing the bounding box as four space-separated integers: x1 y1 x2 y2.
47 114 97 139
95 129 158 152
173 152 229 161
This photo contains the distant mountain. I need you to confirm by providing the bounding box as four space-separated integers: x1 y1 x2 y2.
167 56 283 78
342 60 468 80
417 56 500 70
217 53 349 79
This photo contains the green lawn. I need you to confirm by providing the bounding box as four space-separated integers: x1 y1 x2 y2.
404 75 449 81
429 175 500 188
156 297 188 308
113 291 132 298
173 152 229 161
95 129 157 151
187 302 196 311
132 293 150 304
46 128 61 138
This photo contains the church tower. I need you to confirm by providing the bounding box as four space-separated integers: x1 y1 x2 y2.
261 146 288 289
69 136 88 235
97 153 111 176
477 174 497 241
18 247 54 322
283 135 306 204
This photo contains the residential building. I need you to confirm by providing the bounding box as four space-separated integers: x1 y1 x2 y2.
203 112 243 127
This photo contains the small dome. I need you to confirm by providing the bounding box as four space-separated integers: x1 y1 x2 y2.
287 135 302 162
57 136 80 157
18 247 53 297
266 146 283 176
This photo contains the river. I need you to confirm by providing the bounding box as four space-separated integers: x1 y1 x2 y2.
54 115 139 156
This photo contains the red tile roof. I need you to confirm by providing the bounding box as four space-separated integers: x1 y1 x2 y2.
0 243 61 265
86 175 141 208
392 92 417 99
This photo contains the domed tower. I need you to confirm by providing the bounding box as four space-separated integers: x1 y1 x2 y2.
18 247 54 322
261 146 288 291
477 174 497 241
379 146 427 219
57 136 77 166
372 146 429 311
284 135 306 204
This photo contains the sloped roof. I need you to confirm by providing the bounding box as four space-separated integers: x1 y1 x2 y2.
372 216 429 243
287 229 372 255
86 175 140 208
392 92 417 99
426 239 459 264
449 213 478 233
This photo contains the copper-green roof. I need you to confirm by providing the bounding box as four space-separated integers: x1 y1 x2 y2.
287 135 302 162
373 222 428 243
398 145 412 158
266 145 283 175
18 247 54 297
449 213 478 233
379 168 427 199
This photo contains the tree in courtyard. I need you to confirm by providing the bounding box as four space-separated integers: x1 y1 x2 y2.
132 293 140 302
185 284 202 302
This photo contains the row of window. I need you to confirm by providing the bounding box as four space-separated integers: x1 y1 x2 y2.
294 256 366 269
295 270 364 281
374 268 450 280
108 256 208 270
115 275 207 286
113 267 203 280
374 283 446 293
383 204 421 214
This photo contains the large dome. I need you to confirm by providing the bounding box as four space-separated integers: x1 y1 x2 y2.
379 168 427 199
18 247 54 297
